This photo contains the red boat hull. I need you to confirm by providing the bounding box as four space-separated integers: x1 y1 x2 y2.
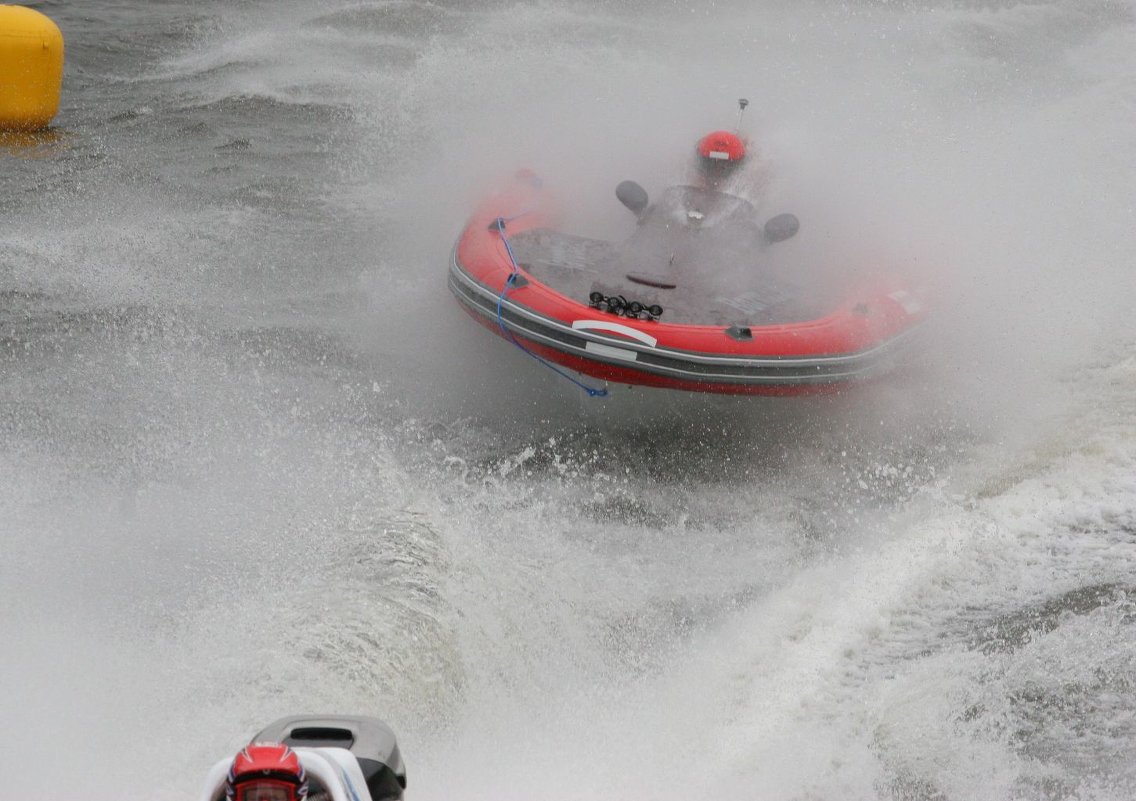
448 172 927 396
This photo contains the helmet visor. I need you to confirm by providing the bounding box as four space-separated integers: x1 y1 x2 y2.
235 780 297 801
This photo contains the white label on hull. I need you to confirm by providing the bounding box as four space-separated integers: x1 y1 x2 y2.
585 341 639 362
571 319 658 347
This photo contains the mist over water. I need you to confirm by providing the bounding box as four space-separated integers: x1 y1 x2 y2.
3 1 1135 799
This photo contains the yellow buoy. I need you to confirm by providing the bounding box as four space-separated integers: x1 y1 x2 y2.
0 5 64 131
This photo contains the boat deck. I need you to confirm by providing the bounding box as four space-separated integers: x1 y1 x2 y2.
509 226 833 327
506 185 845 327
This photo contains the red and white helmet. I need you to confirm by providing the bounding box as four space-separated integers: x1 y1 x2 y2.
226 743 308 801
695 130 747 182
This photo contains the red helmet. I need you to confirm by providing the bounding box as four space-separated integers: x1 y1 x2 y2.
226 743 308 801
697 130 746 162
695 130 747 182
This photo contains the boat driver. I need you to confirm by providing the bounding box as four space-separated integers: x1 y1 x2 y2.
225 743 309 801
694 129 747 190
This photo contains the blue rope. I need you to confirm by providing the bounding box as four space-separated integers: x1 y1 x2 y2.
492 216 609 397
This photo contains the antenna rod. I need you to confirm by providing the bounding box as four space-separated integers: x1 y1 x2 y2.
736 98 749 131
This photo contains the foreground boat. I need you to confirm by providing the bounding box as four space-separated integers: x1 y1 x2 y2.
448 170 928 396
198 715 406 801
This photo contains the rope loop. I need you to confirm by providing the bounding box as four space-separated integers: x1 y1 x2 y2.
492 216 609 398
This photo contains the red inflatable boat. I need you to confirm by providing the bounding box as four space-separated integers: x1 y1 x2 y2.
448 170 928 396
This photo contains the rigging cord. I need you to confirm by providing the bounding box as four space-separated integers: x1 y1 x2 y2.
491 216 610 397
